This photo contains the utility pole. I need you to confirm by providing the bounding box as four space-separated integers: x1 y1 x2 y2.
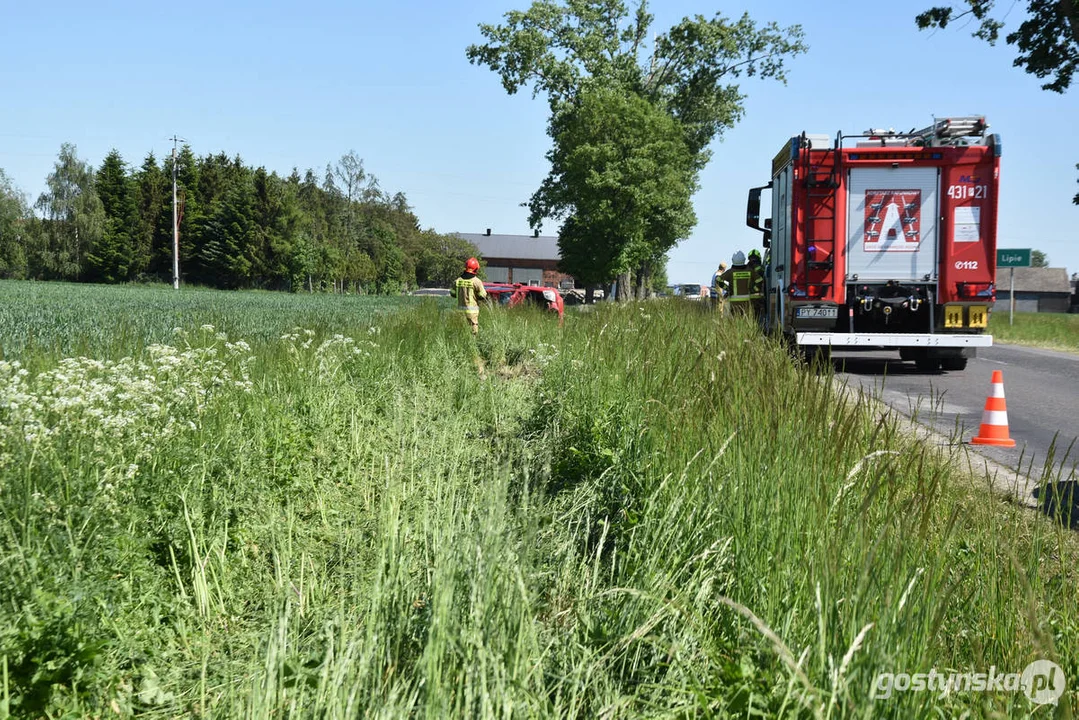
169 135 186 289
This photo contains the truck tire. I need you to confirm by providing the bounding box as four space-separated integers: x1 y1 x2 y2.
802 344 830 367
915 357 942 372
940 357 968 371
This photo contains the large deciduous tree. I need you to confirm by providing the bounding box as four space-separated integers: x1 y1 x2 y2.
916 1 1078 93
916 1 1079 204
400 228 478 288
35 144 104 280
0 169 29 279
467 0 806 295
531 87 697 299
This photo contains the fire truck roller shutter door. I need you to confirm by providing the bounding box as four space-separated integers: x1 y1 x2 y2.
845 167 939 283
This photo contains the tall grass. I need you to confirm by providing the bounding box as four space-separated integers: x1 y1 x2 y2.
989 309 1079 352
0 285 1075 717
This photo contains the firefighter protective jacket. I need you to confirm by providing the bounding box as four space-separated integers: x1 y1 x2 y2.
451 273 487 311
720 265 754 303
747 260 764 300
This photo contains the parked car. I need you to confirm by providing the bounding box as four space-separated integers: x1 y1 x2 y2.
680 283 704 300
483 282 565 320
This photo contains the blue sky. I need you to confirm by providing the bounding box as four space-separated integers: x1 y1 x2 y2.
1 0 1076 284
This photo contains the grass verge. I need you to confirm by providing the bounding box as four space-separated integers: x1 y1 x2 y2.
0 290 1075 717
989 309 1079 352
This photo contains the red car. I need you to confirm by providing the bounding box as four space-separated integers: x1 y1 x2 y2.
483 282 565 320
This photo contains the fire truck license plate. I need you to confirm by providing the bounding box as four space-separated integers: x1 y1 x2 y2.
795 307 838 319
968 305 987 328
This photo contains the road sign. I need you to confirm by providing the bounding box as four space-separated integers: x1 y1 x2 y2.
997 248 1031 267
997 248 1031 326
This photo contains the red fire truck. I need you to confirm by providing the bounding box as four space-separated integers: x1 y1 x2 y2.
746 116 999 371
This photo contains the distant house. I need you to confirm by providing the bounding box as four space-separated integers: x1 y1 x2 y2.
994 267 1073 313
453 230 575 289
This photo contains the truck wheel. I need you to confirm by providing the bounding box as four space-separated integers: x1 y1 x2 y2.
940 357 968 371
802 345 830 367
915 357 942 372
782 333 800 360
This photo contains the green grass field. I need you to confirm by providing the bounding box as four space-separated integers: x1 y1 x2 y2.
0 281 419 368
989 309 1079 352
0 282 1075 717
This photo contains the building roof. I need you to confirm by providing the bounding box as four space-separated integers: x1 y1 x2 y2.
454 232 560 262
994 267 1072 294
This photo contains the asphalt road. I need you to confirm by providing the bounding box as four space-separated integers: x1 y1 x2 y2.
832 343 1079 497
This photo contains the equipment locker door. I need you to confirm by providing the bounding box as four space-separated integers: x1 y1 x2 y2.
845 167 939 282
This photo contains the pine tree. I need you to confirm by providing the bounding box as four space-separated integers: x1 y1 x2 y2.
175 145 201 283
134 152 168 280
198 171 255 288
87 149 137 282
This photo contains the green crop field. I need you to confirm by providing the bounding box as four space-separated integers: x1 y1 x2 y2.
0 282 1075 717
989 310 1079 353
0 281 419 368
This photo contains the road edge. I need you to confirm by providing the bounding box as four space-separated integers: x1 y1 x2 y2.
830 375 1042 510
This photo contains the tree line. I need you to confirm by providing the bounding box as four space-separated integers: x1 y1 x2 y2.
0 146 478 292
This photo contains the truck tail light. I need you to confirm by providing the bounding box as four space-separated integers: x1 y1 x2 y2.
958 282 994 299
788 284 808 298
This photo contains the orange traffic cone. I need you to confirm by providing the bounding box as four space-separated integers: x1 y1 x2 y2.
970 370 1016 447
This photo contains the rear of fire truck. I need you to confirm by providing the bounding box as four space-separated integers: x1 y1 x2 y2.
746 116 1000 371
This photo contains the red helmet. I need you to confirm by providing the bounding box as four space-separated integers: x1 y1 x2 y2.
465 257 480 273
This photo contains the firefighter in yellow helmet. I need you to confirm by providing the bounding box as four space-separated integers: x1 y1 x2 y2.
719 251 753 314
450 257 487 335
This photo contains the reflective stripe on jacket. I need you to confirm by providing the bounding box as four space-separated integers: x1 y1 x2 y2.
452 275 486 310
721 267 753 302
749 263 764 300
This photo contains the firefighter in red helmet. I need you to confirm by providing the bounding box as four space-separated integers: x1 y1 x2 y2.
451 257 487 335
